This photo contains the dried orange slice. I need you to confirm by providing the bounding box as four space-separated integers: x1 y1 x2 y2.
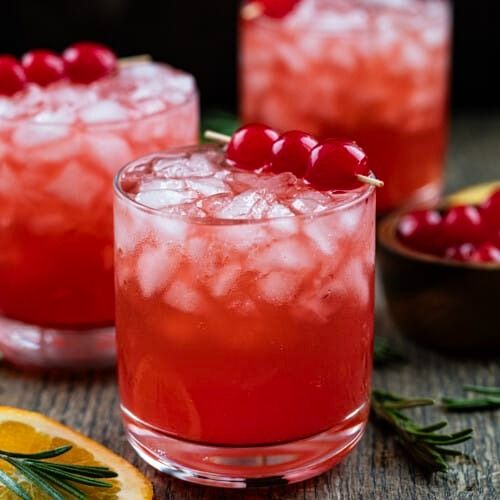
0 406 152 499
447 181 500 206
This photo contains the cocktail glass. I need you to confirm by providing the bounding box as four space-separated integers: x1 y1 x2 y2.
240 0 451 213
0 62 199 369
114 144 376 487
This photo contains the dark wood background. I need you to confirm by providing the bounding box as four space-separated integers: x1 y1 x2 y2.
1 115 499 499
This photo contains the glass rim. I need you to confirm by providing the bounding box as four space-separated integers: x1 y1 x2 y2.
0 62 198 128
113 144 376 227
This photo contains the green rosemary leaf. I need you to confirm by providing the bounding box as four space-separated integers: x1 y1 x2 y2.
29 462 113 488
371 390 473 473
443 384 500 411
0 469 31 500
26 461 118 478
3 457 64 500
463 385 500 396
0 446 72 460
31 467 86 500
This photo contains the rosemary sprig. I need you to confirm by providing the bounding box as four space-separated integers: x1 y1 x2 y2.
443 385 500 412
373 337 406 366
371 389 473 472
0 444 118 500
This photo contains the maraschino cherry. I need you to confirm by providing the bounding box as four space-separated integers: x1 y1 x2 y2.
481 189 500 232
63 42 117 84
226 123 279 171
442 206 485 246
270 130 317 177
243 0 300 19
304 139 370 191
397 210 443 255
444 243 476 262
471 243 500 263
22 50 66 87
0 56 27 96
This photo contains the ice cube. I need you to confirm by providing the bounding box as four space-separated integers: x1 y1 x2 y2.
80 100 129 124
150 215 188 243
137 244 180 297
216 224 268 252
256 271 300 306
289 190 332 215
164 280 205 313
85 133 133 175
140 179 186 192
209 263 241 298
135 189 198 209
152 155 215 179
248 239 312 273
303 219 337 255
33 108 76 124
44 161 103 208
216 190 277 220
12 122 70 148
186 177 231 197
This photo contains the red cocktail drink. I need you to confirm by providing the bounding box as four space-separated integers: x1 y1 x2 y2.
115 143 375 486
240 0 451 213
0 57 198 368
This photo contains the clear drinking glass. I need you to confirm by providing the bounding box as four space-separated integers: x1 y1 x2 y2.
0 62 199 369
114 144 376 487
240 0 452 213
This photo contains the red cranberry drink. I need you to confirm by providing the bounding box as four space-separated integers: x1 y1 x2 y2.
0 43 199 369
240 0 451 213
115 125 376 487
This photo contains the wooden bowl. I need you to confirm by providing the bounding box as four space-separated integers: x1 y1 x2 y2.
378 184 500 353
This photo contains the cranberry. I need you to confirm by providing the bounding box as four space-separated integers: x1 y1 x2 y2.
250 0 300 18
22 50 66 87
396 210 444 255
304 139 369 191
269 130 317 177
0 55 27 96
444 243 476 262
62 42 117 84
471 243 500 264
481 189 500 232
442 205 485 246
226 123 279 171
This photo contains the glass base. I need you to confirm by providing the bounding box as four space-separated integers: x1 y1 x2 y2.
122 402 368 488
0 315 115 370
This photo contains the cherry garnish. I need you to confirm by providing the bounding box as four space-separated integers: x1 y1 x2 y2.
259 0 301 18
0 55 27 96
22 50 66 87
226 123 279 171
305 139 369 191
62 42 117 84
481 189 500 231
442 206 485 246
444 243 476 262
471 243 500 264
396 210 443 255
270 130 318 177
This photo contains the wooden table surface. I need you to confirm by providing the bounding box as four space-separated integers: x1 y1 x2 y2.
1 114 499 499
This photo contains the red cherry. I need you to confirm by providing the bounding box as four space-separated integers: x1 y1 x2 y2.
62 42 117 84
21 50 66 87
226 123 279 171
471 243 500 264
444 243 476 262
396 210 444 255
481 189 500 232
304 139 370 191
0 55 27 96
269 131 318 177
442 205 485 246
252 0 301 18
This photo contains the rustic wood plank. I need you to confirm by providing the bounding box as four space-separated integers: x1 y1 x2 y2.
0 114 499 499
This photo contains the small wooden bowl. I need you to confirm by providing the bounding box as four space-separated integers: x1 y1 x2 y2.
378 208 500 353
